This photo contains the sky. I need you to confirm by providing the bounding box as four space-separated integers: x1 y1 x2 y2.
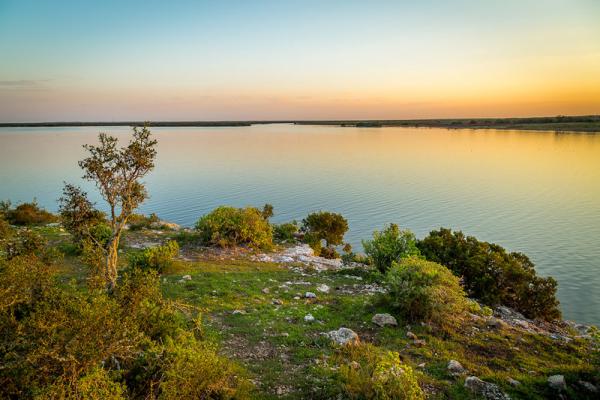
0 0 599 121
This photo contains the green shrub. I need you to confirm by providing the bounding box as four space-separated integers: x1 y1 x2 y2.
384 257 468 325
362 224 420 273
59 184 107 248
334 343 424 400
158 331 251 399
302 211 348 258
417 228 560 320
195 206 273 249
0 215 11 241
6 201 56 226
128 240 179 273
127 213 160 231
273 221 299 243
37 367 126 400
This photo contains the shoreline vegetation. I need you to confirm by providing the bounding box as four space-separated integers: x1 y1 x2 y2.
1 127 598 399
1 114 600 132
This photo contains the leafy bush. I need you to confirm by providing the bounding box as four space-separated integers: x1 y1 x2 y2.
128 240 179 273
6 201 56 225
334 343 424 400
362 224 420 273
0 215 11 241
59 184 107 248
302 211 348 258
158 331 250 399
273 221 299 243
195 206 273 249
417 228 560 320
127 213 160 231
384 257 468 325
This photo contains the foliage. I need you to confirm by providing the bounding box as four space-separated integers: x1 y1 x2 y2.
127 213 160 230
384 257 468 326
58 184 107 249
334 343 424 400
195 206 273 249
158 331 250 399
417 228 561 320
261 203 274 220
302 211 348 258
73 125 158 288
3 229 48 261
362 224 420 273
4 200 56 226
128 241 179 273
273 221 299 243
0 215 11 241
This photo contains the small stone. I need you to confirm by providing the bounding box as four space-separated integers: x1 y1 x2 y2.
413 339 426 347
350 361 360 369
464 376 511 400
447 360 465 375
417 363 426 369
578 380 598 393
232 310 246 315
371 313 398 327
487 317 505 329
406 331 418 340
305 292 317 299
548 375 566 391
293 296 300 300
316 283 330 293
181 275 192 281
508 378 521 387
326 327 360 346
262 287 270 294
304 313 315 322
272 299 283 305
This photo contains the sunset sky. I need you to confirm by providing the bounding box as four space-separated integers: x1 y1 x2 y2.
1 0 599 121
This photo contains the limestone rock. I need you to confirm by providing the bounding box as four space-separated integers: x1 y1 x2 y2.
372 313 398 327
447 360 465 375
304 313 315 322
316 283 330 293
548 375 566 391
464 376 511 400
181 275 192 281
305 291 317 299
326 327 359 346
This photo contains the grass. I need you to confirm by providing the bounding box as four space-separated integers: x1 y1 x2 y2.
39 226 600 399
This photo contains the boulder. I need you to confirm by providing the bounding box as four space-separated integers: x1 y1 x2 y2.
326 328 359 346
371 313 398 327
316 283 330 293
548 375 566 391
447 360 465 375
464 376 511 400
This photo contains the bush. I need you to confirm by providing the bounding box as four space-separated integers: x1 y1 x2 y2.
0 215 11 241
362 224 420 273
302 211 348 258
6 201 56 225
158 331 250 399
195 206 273 249
128 240 179 273
417 228 560 320
384 257 468 326
273 221 299 243
127 213 160 231
59 184 107 248
334 343 424 400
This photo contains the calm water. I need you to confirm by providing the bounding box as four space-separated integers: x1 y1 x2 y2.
1 124 599 324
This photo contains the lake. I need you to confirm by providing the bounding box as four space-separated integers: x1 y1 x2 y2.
1 124 599 325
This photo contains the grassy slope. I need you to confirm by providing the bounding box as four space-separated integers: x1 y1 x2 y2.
38 225 600 399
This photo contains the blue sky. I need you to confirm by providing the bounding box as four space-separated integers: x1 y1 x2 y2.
1 0 599 121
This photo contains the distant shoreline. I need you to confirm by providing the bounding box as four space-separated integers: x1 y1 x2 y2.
1 115 599 132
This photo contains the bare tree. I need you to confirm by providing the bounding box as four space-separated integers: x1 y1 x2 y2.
71 125 157 289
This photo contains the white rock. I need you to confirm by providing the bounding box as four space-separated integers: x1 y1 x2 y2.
447 360 465 375
262 287 270 294
305 292 317 299
181 275 192 281
304 314 315 322
232 310 246 315
464 376 511 400
548 375 566 391
316 284 330 293
371 313 398 327
326 327 359 345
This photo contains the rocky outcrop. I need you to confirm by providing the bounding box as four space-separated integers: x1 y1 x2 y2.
464 376 511 400
371 313 398 327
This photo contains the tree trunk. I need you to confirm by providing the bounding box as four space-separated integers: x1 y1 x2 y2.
106 233 120 290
